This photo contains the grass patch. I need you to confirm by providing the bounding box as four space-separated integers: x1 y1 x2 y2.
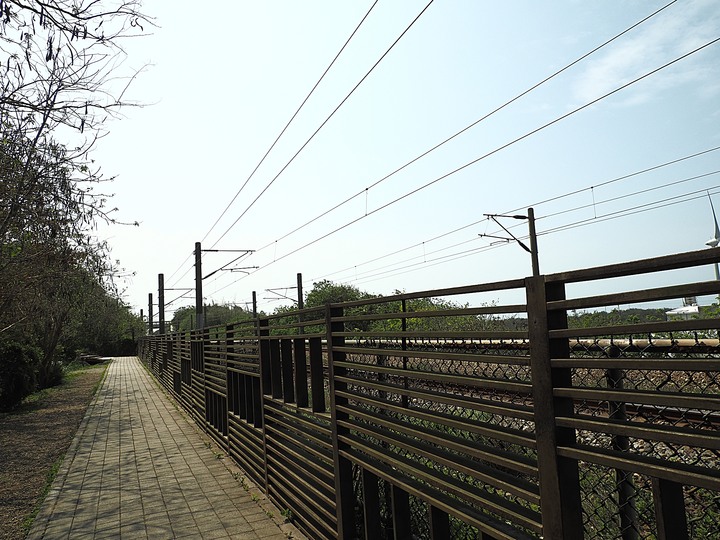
90 363 109 396
21 455 64 534
11 361 109 537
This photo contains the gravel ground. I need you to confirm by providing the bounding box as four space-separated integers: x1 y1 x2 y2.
0 363 107 540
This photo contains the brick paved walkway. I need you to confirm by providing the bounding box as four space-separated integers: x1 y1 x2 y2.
28 357 301 539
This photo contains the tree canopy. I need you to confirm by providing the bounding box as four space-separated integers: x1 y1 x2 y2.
0 0 150 409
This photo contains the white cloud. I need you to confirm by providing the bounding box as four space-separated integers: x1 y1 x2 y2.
572 0 720 107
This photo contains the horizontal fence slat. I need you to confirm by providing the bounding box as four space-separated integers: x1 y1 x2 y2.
334 330 529 340
337 374 537 425
334 360 533 394
344 448 537 540
548 280 720 311
556 444 720 491
339 433 543 534
553 387 720 411
552 357 720 370
335 345 531 366
331 304 528 323
545 248 720 284
336 403 541 503
551 317 720 339
336 388 538 474
555 414 720 450
330 278 527 309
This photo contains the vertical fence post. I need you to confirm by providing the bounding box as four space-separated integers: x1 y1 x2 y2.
607 346 639 540
270 339 282 399
362 469 381 539
401 298 409 408
390 485 411 539
158 273 165 334
294 336 308 407
327 303 355 538
652 478 688 540
428 505 450 540
297 272 305 333
309 337 325 412
258 315 270 491
195 242 204 330
148 293 154 335
526 275 583 539
281 338 294 403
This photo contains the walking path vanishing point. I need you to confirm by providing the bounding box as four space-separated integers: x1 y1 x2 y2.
28 356 304 540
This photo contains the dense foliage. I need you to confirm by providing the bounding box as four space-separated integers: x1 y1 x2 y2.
0 1 149 409
170 304 255 333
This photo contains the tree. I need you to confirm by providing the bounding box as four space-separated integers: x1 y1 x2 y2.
0 1 150 403
304 280 372 307
170 304 255 333
0 0 150 284
1 1 151 143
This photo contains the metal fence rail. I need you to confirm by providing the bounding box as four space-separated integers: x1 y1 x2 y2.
138 248 720 539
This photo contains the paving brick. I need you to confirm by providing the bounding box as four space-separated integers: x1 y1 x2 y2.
26 357 305 539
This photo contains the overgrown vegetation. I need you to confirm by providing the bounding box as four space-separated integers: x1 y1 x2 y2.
171 303 255 332
0 1 150 410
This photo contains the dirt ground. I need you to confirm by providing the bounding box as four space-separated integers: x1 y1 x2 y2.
0 363 107 540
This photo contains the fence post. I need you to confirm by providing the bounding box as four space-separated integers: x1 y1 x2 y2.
428 505 450 540
607 347 639 540
526 275 583 539
362 469 381 538
390 485 411 539
652 478 688 540
258 316 271 491
327 303 355 538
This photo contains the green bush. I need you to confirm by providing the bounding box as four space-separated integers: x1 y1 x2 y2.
37 359 64 389
0 341 39 410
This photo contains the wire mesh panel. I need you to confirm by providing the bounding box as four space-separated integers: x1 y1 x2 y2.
546 250 720 540
328 281 542 539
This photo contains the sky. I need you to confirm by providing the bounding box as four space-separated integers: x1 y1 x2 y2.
91 0 720 319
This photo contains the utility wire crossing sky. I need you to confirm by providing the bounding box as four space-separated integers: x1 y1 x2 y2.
92 1 720 316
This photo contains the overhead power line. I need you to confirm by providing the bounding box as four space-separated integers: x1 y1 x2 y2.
201 0 381 245
312 148 720 283
503 145 720 217
209 0 437 250
318 174 720 288
541 170 720 221
540 185 720 237
223 36 720 284
163 1 381 287
199 9 720 301
348 186 720 289
166 0 681 293
248 0 680 257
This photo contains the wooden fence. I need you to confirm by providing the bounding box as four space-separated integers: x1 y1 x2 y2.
138 248 720 539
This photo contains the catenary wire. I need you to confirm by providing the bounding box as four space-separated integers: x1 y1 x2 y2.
208 0 436 250
248 0 680 256
349 187 720 288
539 170 720 221
167 1 681 290
209 141 720 300
211 35 720 294
540 185 720 237
164 1 380 285
200 0 381 245
309 147 720 282
342 174 720 284
206 181 720 306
